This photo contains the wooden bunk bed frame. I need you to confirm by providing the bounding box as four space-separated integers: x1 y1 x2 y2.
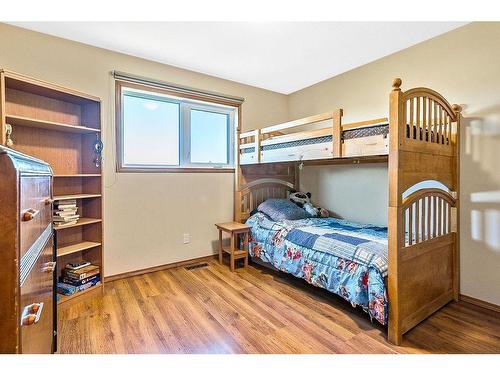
234 78 461 345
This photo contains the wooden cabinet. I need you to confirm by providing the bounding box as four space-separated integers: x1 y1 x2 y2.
0 145 55 354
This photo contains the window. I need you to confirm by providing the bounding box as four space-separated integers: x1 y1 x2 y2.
190 109 229 164
122 93 180 166
117 82 236 172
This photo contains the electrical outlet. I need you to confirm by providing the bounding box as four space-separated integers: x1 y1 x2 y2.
183 233 190 244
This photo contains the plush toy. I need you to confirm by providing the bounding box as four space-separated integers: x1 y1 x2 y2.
289 190 311 208
289 190 329 217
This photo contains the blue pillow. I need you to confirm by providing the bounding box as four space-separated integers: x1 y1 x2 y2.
257 199 311 222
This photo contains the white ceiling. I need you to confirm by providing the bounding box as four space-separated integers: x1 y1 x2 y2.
11 22 465 94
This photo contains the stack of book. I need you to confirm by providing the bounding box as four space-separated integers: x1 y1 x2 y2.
53 199 79 227
57 261 101 296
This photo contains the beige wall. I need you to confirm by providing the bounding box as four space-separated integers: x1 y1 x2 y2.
300 164 388 226
289 22 500 305
0 23 289 276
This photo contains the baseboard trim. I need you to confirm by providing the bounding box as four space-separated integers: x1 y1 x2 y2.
460 294 500 313
104 254 217 283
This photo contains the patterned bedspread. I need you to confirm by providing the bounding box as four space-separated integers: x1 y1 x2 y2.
246 212 388 325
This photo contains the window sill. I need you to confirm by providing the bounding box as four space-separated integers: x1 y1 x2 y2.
117 167 235 173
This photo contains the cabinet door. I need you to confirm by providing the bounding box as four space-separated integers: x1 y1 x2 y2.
20 234 54 354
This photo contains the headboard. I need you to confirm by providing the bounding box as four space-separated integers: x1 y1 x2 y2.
235 162 299 222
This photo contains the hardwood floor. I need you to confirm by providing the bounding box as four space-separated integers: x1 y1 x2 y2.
58 259 500 354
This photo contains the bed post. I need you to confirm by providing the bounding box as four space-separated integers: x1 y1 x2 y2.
254 129 261 163
387 78 460 345
332 109 343 157
388 78 404 345
234 108 243 222
451 103 462 302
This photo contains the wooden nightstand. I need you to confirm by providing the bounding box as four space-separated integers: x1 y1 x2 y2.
215 222 251 271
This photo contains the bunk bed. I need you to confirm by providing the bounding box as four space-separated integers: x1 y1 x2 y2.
234 78 461 345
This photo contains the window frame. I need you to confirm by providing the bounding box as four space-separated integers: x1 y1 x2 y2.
115 81 239 173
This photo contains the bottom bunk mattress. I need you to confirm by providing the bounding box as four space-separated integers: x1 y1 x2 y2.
246 212 388 325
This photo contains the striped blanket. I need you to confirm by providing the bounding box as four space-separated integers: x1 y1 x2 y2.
285 219 388 277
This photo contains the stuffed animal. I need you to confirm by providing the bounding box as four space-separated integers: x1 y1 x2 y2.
289 190 311 208
289 190 329 217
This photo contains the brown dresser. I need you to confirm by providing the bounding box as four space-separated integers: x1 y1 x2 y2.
0 145 55 354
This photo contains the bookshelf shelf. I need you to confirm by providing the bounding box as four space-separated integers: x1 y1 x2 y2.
5 114 100 134
54 217 102 231
54 193 101 201
57 241 102 258
54 174 101 178
57 284 102 305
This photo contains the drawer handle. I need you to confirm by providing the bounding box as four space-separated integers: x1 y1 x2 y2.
42 261 56 273
21 302 44 326
22 208 40 222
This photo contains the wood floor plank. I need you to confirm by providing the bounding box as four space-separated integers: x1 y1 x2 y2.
57 260 500 354
199 267 286 330
168 270 247 354
237 267 362 342
346 333 399 354
167 267 281 353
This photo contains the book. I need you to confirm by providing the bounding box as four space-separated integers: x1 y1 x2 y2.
63 265 100 280
76 279 101 292
54 210 78 216
56 199 77 205
54 220 78 227
54 215 79 220
54 213 78 218
63 270 99 281
57 279 100 296
55 205 77 210
65 261 91 270
53 215 80 222
55 203 77 209
61 274 100 287
63 271 99 282
57 282 77 296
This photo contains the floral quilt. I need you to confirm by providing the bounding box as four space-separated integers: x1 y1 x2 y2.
247 212 388 325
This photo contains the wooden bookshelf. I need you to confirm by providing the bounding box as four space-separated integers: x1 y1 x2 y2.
5 115 100 134
57 241 102 257
54 193 102 200
0 69 104 307
54 174 101 178
54 217 102 230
